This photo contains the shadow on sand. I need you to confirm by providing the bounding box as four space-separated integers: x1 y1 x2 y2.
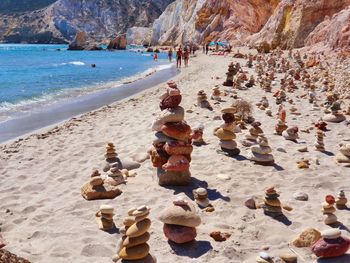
168 240 212 258
164 177 230 202
317 254 350 263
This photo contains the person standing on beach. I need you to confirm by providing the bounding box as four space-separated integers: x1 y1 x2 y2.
183 47 190 67
168 48 173 62
176 47 183 68
154 52 158 62
205 43 209 55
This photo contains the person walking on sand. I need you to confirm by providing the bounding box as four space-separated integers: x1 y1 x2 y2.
168 48 173 62
183 46 190 67
154 52 158 62
205 43 209 55
176 47 183 68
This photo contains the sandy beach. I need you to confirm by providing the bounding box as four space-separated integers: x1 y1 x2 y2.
1 51 350 263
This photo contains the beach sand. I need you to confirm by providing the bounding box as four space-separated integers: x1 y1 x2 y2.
0 52 349 263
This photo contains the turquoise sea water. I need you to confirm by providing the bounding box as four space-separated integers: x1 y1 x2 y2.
0 44 169 122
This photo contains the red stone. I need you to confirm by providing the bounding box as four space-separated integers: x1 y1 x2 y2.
160 95 182 110
0 234 5 249
312 236 350 258
326 195 336 205
163 224 196 244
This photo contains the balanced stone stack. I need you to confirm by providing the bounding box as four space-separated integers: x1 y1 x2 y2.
105 167 126 186
263 187 282 217
214 107 240 156
335 143 350 167
336 190 347 209
314 129 325 152
211 87 221 101
197 90 212 110
242 122 264 147
191 124 205 146
323 101 346 123
96 204 115 231
322 195 338 225
116 206 155 262
81 170 122 200
193 188 210 208
312 229 350 258
159 197 201 244
150 81 193 186
248 135 274 166
104 142 118 172
275 106 288 135
282 126 299 142
223 62 237 86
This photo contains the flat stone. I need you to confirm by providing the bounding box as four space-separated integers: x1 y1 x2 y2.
126 219 151 238
245 198 256 209
217 174 231 180
279 252 297 263
321 229 341 239
159 201 201 228
119 244 150 260
297 146 308 152
123 232 150 248
293 192 308 201
292 228 321 247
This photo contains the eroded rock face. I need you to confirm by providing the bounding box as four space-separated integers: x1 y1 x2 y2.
306 6 350 53
151 0 279 45
127 27 152 46
249 0 350 49
0 0 174 43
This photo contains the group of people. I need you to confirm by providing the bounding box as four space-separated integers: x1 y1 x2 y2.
167 45 197 68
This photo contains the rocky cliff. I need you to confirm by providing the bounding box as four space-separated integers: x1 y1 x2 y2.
305 6 350 53
151 0 280 45
0 0 174 43
248 0 350 49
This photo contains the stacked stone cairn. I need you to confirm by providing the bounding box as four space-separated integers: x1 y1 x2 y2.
312 229 350 258
242 122 264 147
211 86 221 101
191 124 205 146
336 190 347 209
95 204 115 231
196 90 212 110
263 187 283 217
103 142 119 172
159 196 201 244
149 80 193 186
105 167 126 186
116 206 155 262
81 170 122 200
275 106 288 135
223 62 237 86
248 135 274 166
323 100 346 123
282 126 299 142
322 195 338 225
335 143 350 167
314 129 325 152
214 107 240 156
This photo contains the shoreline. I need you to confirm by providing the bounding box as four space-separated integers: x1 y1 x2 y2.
0 64 178 144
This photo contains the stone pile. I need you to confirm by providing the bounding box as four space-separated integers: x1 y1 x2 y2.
214 107 240 156
81 170 122 200
282 126 299 142
275 106 288 135
149 81 193 186
312 229 350 258
223 62 238 86
322 195 338 225
193 188 210 208
159 197 201 244
262 187 282 217
116 206 155 262
248 135 274 166
336 190 347 209
314 129 325 152
191 124 205 146
335 143 350 167
96 204 115 231
196 90 212 110
242 122 264 147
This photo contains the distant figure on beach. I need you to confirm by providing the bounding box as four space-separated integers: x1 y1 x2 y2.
205 43 209 55
183 47 190 67
168 48 173 62
91 64 96 68
154 52 158 62
176 47 183 68
202 45 205 53
215 42 219 52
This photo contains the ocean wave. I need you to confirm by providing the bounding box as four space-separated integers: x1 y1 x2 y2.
0 63 173 122
53 61 86 67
